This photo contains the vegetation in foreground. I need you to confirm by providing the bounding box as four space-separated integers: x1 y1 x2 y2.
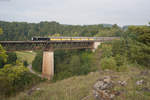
0 45 42 99
6 66 150 100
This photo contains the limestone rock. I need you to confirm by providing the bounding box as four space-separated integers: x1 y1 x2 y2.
36 88 40 91
93 76 119 100
136 80 144 85
118 81 127 86
94 76 113 90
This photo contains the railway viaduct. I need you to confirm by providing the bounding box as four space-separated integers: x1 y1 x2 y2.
0 37 119 80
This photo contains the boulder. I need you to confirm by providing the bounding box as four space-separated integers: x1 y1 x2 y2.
136 80 144 85
118 81 127 86
93 76 118 100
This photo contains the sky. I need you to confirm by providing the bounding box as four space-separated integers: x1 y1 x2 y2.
0 0 150 26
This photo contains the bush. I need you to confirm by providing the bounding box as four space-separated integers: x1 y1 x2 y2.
0 65 42 97
32 51 43 72
111 38 150 67
128 41 150 67
114 54 127 66
100 43 113 58
23 60 28 67
0 45 7 68
7 52 17 64
100 57 117 70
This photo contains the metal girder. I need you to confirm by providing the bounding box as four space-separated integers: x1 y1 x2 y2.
0 41 94 51
0 37 119 51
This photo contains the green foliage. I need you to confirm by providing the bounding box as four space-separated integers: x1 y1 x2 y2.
99 25 150 69
0 65 42 97
100 57 117 70
127 40 150 66
114 54 127 66
111 39 150 67
95 24 122 37
53 50 96 80
32 51 43 72
0 45 8 68
100 41 129 71
123 25 150 66
23 60 28 67
7 52 17 65
0 28 3 35
100 27 150 70
127 26 150 45
0 45 41 97
112 39 128 56
0 21 120 41
100 43 113 58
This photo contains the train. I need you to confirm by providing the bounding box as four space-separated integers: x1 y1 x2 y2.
31 37 119 41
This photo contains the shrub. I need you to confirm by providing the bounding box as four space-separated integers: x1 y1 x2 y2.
23 60 28 67
0 65 42 97
32 51 43 72
128 41 150 67
114 54 127 66
111 37 150 67
100 43 113 58
0 45 7 68
7 52 17 64
100 57 117 70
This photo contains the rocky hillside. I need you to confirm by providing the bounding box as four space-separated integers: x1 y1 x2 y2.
7 66 150 100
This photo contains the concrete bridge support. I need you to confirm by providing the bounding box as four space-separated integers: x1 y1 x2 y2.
92 42 101 52
42 51 54 80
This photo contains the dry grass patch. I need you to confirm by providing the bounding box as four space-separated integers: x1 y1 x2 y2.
16 51 36 64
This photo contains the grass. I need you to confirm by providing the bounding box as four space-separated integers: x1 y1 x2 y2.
7 72 100 100
6 66 150 100
16 51 36 64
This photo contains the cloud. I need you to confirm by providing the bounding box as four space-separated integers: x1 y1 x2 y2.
0 0 150 25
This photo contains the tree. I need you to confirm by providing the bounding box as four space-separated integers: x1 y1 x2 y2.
23 60 28 67
7 52 17 64
0 45 7 68
127 26 150 45
0 21 121 41
100 57 117 70
32 51 43 72
0 28 3 35
0 64 41 96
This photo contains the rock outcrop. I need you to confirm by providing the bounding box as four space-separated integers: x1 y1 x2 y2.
93 76 120 100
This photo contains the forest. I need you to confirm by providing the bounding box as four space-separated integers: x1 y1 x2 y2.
0 21 121 40
0 21 150 99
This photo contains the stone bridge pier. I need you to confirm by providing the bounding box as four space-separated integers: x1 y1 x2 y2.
42 50 54 80
92 42 101 52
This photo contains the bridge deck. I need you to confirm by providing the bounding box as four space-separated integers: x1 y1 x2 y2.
0 40 95 43
0 37 119 51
